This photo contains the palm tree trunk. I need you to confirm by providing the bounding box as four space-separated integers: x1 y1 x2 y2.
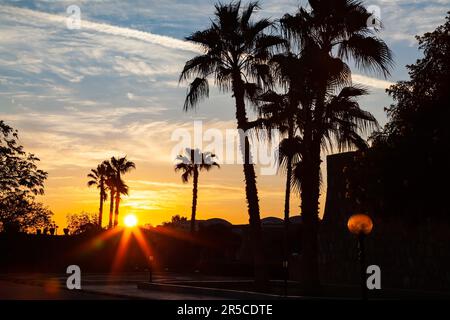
299 142 321 293
283 121 295 233
232 72 267 286
242 150 266 287
108 190 114 229
190 168 199 233
283 119 294 286
114 192 120 227
99 190 103 228
283 153 292 279
284 158 292 224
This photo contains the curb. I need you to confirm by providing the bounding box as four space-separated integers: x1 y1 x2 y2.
137 282 306 300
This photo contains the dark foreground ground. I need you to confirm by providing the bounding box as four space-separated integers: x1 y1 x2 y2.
0 280 122 300
0 272 233 300
1 272 449 300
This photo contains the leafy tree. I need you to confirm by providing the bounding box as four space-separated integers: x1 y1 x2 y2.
381 12 450 142
162 215 189 229
350 12 450 221
0 193 53 233
66 211 100 235
0 121 52 232
0 121 47 196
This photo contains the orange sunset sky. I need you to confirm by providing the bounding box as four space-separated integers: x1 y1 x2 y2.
30 120 325 229
2 0 438 229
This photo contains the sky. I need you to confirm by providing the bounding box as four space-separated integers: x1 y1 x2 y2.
0 0 448 229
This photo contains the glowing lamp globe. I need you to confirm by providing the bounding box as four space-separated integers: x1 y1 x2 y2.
347 214 373 236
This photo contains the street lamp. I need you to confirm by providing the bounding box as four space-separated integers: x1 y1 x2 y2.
148 255 154 283
347 214 373 301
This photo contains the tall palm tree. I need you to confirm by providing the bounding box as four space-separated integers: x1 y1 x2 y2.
112 175 129 227
87 163 108 227
175 148 220 233
257 53 310 284
258 52 312 226
277 0 393 290
179 0 284 285
109 156 135 227
103 161 116 229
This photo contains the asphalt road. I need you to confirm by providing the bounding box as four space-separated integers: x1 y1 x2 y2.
0 280 122 300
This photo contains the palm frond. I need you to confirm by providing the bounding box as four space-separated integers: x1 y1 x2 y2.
241 1 260 28
179 54 216 82
87 180 97 187
181 171 192 183
338 34 394 77
184 77 209 111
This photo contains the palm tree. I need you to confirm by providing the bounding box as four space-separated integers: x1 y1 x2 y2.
87 163 108 227
179 0 284 285
109 156 135 227
258 52 312 226
112 175 129 227
175 148 220 233
103 161 116 229
257 53 310 284
277 0 393 290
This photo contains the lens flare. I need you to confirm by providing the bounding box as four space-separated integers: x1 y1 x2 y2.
124 214 138 228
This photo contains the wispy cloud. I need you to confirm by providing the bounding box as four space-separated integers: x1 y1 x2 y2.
0 5 200 53
352 74 394 90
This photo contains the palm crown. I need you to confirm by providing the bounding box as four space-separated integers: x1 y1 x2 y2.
87 164 108 201
174 148 219 233
175 148 220 183
179 1 284 118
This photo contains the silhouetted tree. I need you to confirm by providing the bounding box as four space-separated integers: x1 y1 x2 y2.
104 161 116 229
175 148 220 233
257 62 307 274
87 163 108 228
0 193 53 233
0 120 52 232
279 0 393 290
66 211 100 235
162 215 188 229
257 52 312 228
348 12 450 222
179 1 284 285
108 156 135 227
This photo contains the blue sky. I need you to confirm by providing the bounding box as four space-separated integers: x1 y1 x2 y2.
0 0 449 226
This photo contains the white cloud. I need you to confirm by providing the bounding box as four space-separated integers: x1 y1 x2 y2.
0 5 200 53
352 74 394 89
371 0 448 45
113 56 180 77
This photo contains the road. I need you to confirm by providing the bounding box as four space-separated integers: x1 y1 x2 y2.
0 280 122 300
0 272 233 300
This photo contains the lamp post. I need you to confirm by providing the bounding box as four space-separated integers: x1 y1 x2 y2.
347 214 373 301
148 255 154 283
283 259 288 297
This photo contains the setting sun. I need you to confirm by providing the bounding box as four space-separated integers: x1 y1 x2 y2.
124 214 138 228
